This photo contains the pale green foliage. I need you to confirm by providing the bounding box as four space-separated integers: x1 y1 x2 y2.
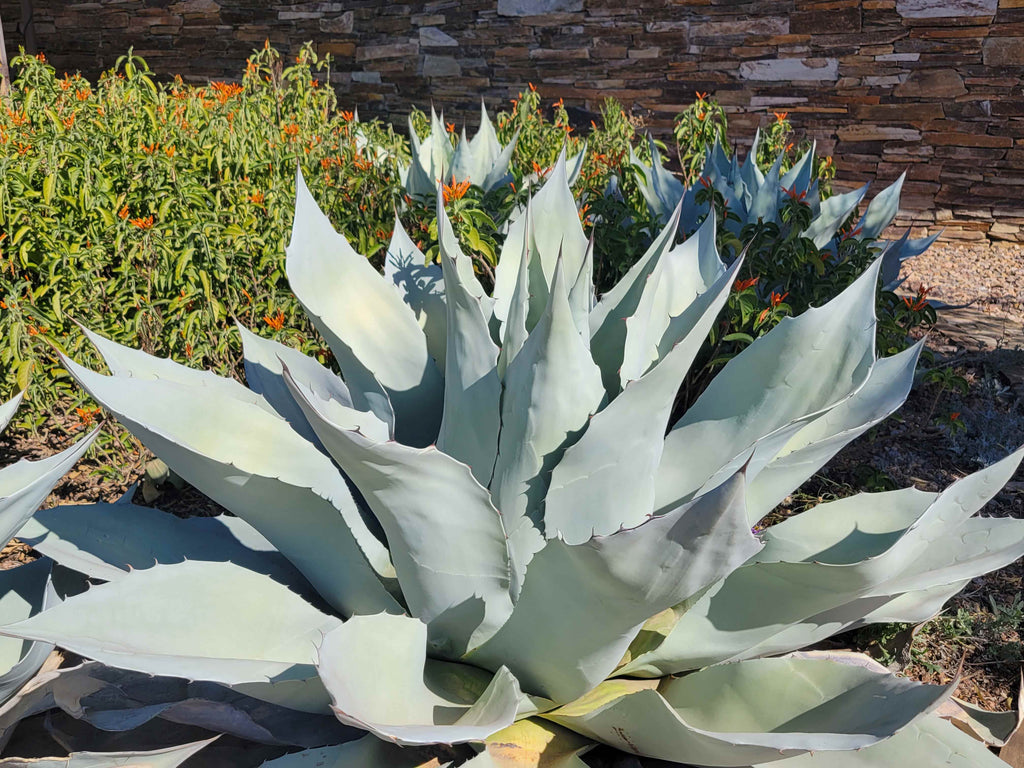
404 105 519 198
0 156 1021 767
0 387 95 711
631 133 939 290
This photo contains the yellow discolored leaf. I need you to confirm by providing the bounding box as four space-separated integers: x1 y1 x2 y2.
16 359 33 391
484 718 593 767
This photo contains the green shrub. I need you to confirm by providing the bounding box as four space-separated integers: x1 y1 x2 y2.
671 90 729 186
0 44 407 429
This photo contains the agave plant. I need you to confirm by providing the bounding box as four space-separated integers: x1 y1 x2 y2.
403 104 519 198
0 152 1019 767
0 386 96 717
631 134 938 290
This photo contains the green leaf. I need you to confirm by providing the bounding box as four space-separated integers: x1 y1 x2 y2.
237 321 391 445
317 614 520 745
0 738 217 768
497 213 531 379
385 217 447 369
474 719 593 767
261 735 445 767
61 354 400 618
285 367 515 656
753 713 1008 767
547 655 952 766
1 561 339 694
436 212 502 484
18 503 308 593
286 169 443 447
856 172 906 242
619 209 724 386
745 341 923 520
0 428 97 545
802 183 867 249
80 325 277 416
623 448 1024 676
0 391 24 435
655 257 883 519
489 260 604 543
493 150 588 329
0 558 55 706
629 136 684 226
467 472 759 704
544 257 741 542
588 201 684 397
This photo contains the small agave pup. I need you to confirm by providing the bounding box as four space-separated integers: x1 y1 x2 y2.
1 152 1021 768
631 133 938 290
404 104 520 198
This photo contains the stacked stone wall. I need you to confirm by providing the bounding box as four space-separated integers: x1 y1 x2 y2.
2 0 1023 240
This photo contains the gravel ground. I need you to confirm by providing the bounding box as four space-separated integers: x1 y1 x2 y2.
901 241 1024 319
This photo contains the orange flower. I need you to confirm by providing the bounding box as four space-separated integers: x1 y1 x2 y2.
528 82 537 92
75 407 100 427
553 97 564 109
282 123 299 137
61 114 75 130
442 176 472 204
130 215 154 230
210 81 244 105
75 88 91 101
783 186 807 202
773 111 789 123
903 284 932 311
240 288 253 304
734 276 759 291
248 191 265 205
696 110 706 121
446 122 455 133
185 342 193 358
950 412 961 421
695 91 709 100
769 290 789 308
164 145 176 158
118 205 130 220
264 310 285 331
341 110 354 122
531 161 551 179
352 154 372 172
140 142 158 155
578 202 590 221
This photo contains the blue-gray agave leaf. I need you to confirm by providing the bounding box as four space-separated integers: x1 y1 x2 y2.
0 737 218 767
287 169 442 447
316 613 520 746
0 558 56 706
60 353 400 618
546 655 952 767
0 561 340 709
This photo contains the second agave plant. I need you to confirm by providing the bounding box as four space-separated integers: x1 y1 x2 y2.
0 152 1020 767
